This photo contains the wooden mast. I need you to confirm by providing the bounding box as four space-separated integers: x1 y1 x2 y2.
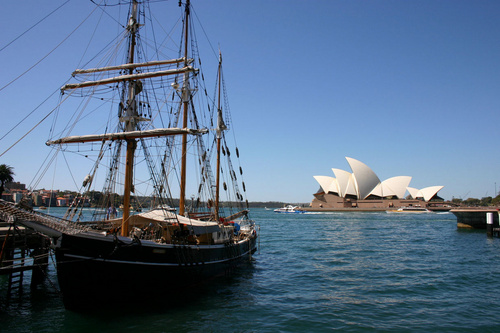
214 52 223 222
179 0 190 217
121 0 139 237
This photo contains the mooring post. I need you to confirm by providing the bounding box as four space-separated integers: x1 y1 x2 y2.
487 212 493 237
31 248 49 288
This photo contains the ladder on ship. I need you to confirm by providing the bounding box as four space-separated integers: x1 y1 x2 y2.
1 222 28 300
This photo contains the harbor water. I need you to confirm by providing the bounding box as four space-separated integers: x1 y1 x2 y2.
2 208 500 332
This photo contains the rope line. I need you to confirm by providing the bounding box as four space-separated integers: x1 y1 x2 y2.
0 0 70 53
0 2 101 93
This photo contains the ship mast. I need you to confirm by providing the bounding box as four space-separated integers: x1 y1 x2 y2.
215 52 224 222
179 0 191 217
46 0 205 229
121 0 140 236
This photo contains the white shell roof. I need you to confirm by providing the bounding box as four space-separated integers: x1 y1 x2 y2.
346 157 381 199
420 186 444 201
406 187 420 199
313 176 337 194
368 177 411 198
368 183 383 197
381 176 412 198
332 168 356 197
313 157 442 202
407 185 444 201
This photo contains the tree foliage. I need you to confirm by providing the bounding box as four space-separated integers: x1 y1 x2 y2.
0 164 14 197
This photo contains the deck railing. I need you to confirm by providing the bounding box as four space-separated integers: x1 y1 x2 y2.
0 200 90 235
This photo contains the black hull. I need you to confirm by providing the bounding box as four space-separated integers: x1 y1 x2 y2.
54 232 257 310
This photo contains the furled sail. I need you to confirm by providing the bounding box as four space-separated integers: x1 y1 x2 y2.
72 58 193 75
61 66 196 91
46 127 208 145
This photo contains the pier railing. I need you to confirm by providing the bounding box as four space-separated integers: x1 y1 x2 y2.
0 200 90 235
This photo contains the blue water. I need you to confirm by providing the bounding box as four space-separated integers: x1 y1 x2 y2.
3 209 500 332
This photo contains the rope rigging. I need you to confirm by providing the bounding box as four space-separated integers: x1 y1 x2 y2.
5 0 250 226
0 2 102 93
0 0 71 53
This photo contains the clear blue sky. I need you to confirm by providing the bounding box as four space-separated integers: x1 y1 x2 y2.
1 0 499 203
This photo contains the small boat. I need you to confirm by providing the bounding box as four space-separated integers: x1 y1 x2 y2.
387 206 431 213
156 204 177 212
274 205 305 213
0 0 257 310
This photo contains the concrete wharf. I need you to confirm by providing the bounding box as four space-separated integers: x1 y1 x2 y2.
450 207 500 237
450 207 499 229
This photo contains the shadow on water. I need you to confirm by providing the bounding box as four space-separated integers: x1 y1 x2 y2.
456 227 486 234
1 257 257 329
72 260 257 316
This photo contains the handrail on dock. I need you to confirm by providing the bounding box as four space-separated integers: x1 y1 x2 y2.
0 199 90 235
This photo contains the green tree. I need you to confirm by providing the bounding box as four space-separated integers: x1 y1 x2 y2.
481 196 493 206
464 197 481 207
0 164 14 198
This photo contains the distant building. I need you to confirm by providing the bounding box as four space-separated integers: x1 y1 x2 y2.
310 157 444 210
5 182 26 191
1 182 28 203
1 193 12 202
38 190 58 207
12 192 24 203
32 193 44 206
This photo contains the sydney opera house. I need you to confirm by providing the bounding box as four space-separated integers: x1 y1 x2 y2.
308 157 445 211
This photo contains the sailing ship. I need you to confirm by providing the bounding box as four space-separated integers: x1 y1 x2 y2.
0 0 257 310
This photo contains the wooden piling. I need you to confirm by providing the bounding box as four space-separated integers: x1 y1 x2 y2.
1 221 52 299
30 240 50 288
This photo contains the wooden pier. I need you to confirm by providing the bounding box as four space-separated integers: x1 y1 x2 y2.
0 220 51 300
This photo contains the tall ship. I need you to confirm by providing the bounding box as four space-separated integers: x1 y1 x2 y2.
0 0 257 310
